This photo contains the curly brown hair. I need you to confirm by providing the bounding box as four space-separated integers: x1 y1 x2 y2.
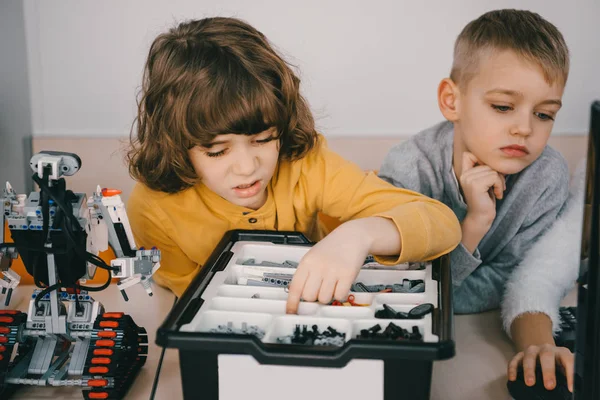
127 17 318 193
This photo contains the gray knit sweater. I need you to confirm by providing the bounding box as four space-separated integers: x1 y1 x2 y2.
378 121 569 313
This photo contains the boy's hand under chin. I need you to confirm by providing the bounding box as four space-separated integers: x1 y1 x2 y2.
459 151 506 253
285 221 373 314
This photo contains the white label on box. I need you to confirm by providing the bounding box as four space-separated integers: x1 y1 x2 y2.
218 354 383 400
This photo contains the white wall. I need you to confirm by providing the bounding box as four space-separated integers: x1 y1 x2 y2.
24 0 600 137
0 0 33 193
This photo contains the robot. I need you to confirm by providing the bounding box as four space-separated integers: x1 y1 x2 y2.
0 151 161 399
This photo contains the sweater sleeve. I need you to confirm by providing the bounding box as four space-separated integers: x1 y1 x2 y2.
501 161 586 336
307 138 461 263
127 184 201 298
380 136 486 286
452 170 569 313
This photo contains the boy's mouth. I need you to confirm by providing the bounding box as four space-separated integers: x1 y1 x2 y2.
236 181 257 189
501 145 529 157
233 180 262 198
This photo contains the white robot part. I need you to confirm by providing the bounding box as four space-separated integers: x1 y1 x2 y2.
29 151 81 180
112 249 161 299
102 195 137 252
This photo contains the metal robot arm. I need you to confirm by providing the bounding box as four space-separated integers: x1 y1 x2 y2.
0 182 22 305
86 186 161 301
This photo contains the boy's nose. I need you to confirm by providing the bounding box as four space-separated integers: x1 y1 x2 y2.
510 115 533 137
233 152 258 176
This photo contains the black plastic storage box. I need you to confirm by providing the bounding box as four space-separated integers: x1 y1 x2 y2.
156 230 455 400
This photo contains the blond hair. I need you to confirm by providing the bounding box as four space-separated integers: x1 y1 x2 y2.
450 9 569 88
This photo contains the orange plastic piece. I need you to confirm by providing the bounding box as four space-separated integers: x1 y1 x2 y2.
95 339 115 347
0 327 10 334
0 310 19 315
99 321 118 328
89 392 109 399
0 317 14 323
87 379 108 387
0 354 3 361
89 366 109 374
98 331 117 338
93 349 114 356
101 188 122 197
102 313 123 319
91 357 111 365
0 345 5 352
0 336 8 343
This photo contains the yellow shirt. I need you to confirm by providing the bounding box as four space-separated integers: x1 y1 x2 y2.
127 138 461 297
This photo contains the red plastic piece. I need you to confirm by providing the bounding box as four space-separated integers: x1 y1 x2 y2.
93 349 114 356
91 357 111 365
88 379 108 387
89 392 109 399
99 321 119 329
89 366 109 374
102 312 123 319
101 188 122 197
95 340 115 347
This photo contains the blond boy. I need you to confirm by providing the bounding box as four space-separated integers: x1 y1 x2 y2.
379 8 572 390
380 9 569 313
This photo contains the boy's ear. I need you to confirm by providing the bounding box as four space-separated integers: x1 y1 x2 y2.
438 78 460 122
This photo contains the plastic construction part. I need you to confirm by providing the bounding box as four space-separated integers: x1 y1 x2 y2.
375 303 435 320
262 273 293 286
240 259 299 268
408 303 434 319
330 295 369 307
101 188 122 197
375 304 408 319
351 279 425 293
357 323 423 341
276 324 346 346
208 321 266 339
238 271 294 288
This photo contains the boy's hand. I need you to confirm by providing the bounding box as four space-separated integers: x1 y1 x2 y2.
507 344 574 392
459 152 505 253
285 222 371 314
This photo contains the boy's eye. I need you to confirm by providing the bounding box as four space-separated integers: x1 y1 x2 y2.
534 112 555 121
255 136 275 144
491 104 512 112
205 150 226 158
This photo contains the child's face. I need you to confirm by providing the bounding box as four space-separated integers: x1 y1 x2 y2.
188 128 280 210
454 50 564 175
